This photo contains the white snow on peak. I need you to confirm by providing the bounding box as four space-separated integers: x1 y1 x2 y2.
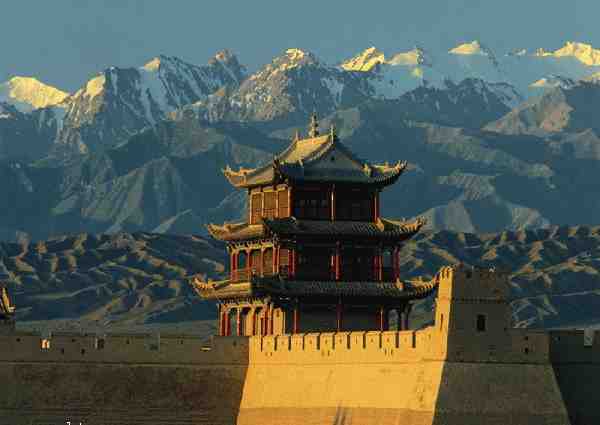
143 57 162 71
75 74 106 99
341 47 430 72
341 47 386 71
0 76 69 112
388 48 431 66
534 41 600 66
285 48 310 62
530 75 576 89
449 41 490 56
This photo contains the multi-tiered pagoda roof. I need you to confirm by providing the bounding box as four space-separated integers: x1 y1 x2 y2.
191 115 434 336
222 129 407 189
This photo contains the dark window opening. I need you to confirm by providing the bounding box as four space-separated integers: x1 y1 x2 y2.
96 338 105 350
476 314 487 332
336 191 374 221
294 190 330 220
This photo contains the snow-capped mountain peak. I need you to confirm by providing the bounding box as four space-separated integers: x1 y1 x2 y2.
388 47 432 67
0 76 70 112
341 47 386 71
275 48 319 70
142 57 162 71
56 52 248 153
530 75 576 89
449 40 491 56
535 41 600 66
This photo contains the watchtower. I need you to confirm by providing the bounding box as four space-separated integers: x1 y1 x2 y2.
434 265 512 361
191 114 436 336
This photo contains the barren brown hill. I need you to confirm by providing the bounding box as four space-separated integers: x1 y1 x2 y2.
1 227 600 331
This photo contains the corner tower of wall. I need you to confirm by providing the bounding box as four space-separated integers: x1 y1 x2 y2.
431 265 570 425
434 265 518 362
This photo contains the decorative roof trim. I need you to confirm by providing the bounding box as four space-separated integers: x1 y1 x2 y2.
190 273 439 301
0 286 15 317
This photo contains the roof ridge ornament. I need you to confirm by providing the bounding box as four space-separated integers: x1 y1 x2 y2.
308 112 319 138
330 123 338 142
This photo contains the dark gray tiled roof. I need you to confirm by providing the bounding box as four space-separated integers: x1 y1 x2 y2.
223 133 407 188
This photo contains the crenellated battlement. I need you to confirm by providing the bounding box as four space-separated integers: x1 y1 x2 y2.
437 264 510 301
0 331 248 365
243 327 549 365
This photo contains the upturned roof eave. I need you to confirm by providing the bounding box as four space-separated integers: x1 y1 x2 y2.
190 274 439 301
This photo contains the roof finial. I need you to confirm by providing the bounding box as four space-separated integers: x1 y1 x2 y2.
294 129 300 142
330 123 337 141
308 112 319 138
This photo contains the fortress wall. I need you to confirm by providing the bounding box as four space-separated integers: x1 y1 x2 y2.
239 331 440 424
433 362 570 425
237 330 568 425
548 330 600 424
0 334 250 425
0 332 248 365
0 362 248 425
238 357 443 425
444 329 550 363
251 329 432 364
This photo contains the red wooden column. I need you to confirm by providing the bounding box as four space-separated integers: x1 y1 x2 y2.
330 184 336 221
373 191 380 221
290 249 296 278
378 306 385 331
236 309 242 336
335 242 341 281
293 300 300 334
224 309 230 336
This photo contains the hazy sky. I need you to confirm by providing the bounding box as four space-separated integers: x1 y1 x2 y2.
0 0 595 91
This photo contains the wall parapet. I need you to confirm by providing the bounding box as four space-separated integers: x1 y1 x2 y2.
0 331 249 365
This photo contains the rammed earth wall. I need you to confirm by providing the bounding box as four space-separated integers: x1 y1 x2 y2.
236 332 569 425
0 334 248 425
0 329 593 425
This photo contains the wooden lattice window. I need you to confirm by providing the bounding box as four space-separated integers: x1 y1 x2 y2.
250 250 261 275
263 248 274 275
250 193 262 224
278 189 289 217
264 191 277 219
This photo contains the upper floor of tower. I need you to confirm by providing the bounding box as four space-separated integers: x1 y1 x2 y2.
221 114 407 225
